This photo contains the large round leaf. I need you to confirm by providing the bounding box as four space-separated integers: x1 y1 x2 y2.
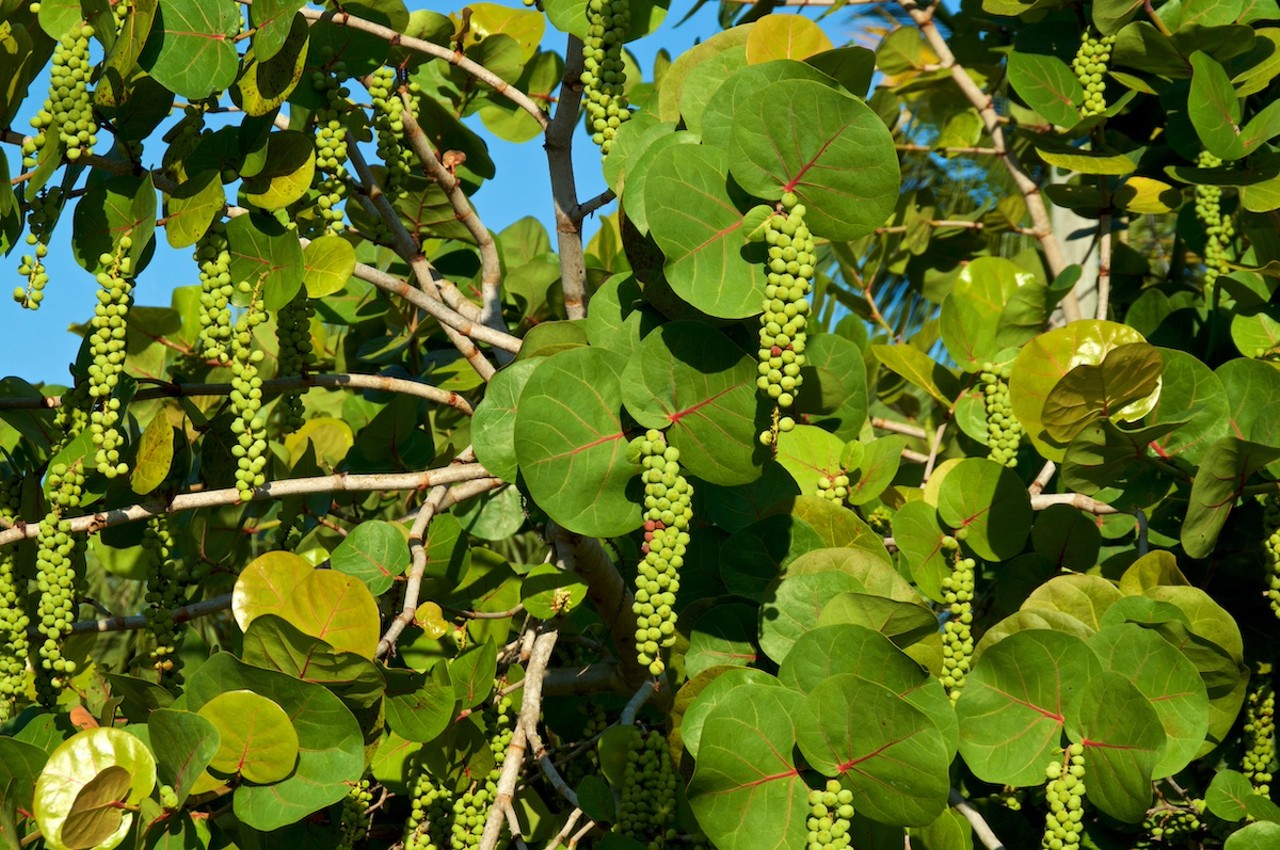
941 257 1042 372
679 667 783 759
184 652 364 831
892 500 951 602
936 458 1032 561
688 685 808 850
758 571 863 663
473 358 542 484
700 60 834 151
1064 671 1165 822
331 520 409 595
232 551 381 657
1009 320 1160 460
643 145 766 319
225 211 305 311
34 728 157 850
138 0 241 99
513 346 639 537
956 629 1102 788
796 674 950 826
148 709 220 807
1144 348 1230 466
1087 624 1208 778
729 79 899 241
622 321 765 485
199 690 300 783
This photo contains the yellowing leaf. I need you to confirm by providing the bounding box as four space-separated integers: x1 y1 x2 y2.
130 412 175 495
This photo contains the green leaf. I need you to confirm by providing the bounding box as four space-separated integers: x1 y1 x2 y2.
872 344 956 406
232 551 382 658
621 321 764 485
0 737 47 812
758 571 863 664
301 234 356 298
796 674 950 826
473 359 541 484
148 709 220 807
1204 769 1280 823
940 257 1040 372
700 60 834 152
936 459 1033 561
1041 342 1164 444
774 424 845 496
687 685 808 850
1144 348 1230 466
249 0 303 61
1093 0 1146 34
198 690 300 784
97 0 158 107
892 501 952 602
240 615 386 715
1226 822 1280 849
62 766 132 850
242 131 316 212
225 211 305 311
1182 437 1280 558
778 623 926 693
685 603 760 678
1217 358 1280 448
450 640 498 710
71 173 158 276
643 144 765 319
1010 320 1158 460
513 347 640 538
130 411 174 495
139 0 241 99
817 591 940 650
184 653 364 831
384 667 456 743
1189 51 1245 160
679 668 783 759
1087 624 1208 778
1007 52 1083 128
332 520 408 595
520 562 589 620
744 14 833 63
163 171 224 250
34 728 157 850
235 15 310 116
956 630 1102 788
730 79 901 242
1064 672 1164 822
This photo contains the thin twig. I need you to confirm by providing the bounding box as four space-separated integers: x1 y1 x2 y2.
949 789 1006 850
871 417 929 440
920 421 948 484
35 593 233 639
544 809 584 850
298 7 548 130
1030 492 1118 515
620 679 657 725
1029 461 1056 497
1096 212 1112 321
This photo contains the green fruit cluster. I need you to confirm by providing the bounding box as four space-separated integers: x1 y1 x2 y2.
13 189 60 310
23 25 98 167
941 537 974 702
369 66 415 196
630 429 691 677
615 727 678 849
404 755 451 850
450 693 514 849
1041 743 1086 850
33 501 81 699
230 283 269 500
806 779 854 850
142 515 184 685
87 241 135 479
311 59 351 236
1139 804 1202 847
276 292 316 434
757 192 813 445
1072 30 1115 118
980 362 1022 467
1243 664 1275 795
1267 496 1280 618
582 0 631 154
1195 151 1234 288
0 473 29 720
338 776 375 850
816 472 850 504
195 221 234 365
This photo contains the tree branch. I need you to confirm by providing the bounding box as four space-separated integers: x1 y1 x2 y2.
385 82 511 360
35 593 233 639
298 7 549 131
547 522 650 689
896 0 1078 322
545 36 591 320
0 463 495 549
479 630 558 850
1030 492 1118 515
0 372 474 415
949 789 1007 850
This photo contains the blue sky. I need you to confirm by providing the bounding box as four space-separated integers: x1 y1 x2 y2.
0 2 855 385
